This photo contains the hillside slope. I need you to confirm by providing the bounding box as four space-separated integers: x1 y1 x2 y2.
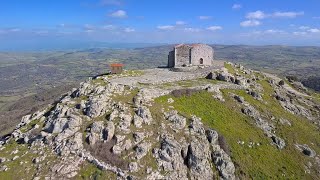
0 63 320 179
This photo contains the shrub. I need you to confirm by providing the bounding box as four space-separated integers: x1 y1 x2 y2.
85 140 128 170
218 134 231 156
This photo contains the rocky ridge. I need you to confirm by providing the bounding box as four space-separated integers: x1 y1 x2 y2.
0 63 320 179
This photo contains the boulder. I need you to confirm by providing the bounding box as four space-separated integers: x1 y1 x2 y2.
135 142 151 160
0 165 8 172
85 95 110 118
87 121 104 145
133 114 143 128
295 144 316 157
104 121 115 141
212 146 236 180
0 157 6 164
133 132 145 144
206 72 217 80
206 129 218 145
186 137 214 180
234 95 245 104
129 162 139 172
136 106 153 125
271 135 286 149
153 135 188 179
165 111 186 130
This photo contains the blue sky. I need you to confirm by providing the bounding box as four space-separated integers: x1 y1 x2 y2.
1 0 320 48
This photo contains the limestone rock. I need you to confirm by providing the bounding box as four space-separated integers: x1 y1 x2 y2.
295 144 316 157
133 132 145 144
216 68 235 83
187 137 214 180
234 95 245 104
164 110 186 130
206 129 218 145
104 121 115 141
271 135 286 149
212 146 235 180
136 106 153 125
133 114 143 128
0 157 6 164
0 165 8 172
129 162 139 172
153 135 188 179
135 142 151 160
85 95 110 118
112 139 132 154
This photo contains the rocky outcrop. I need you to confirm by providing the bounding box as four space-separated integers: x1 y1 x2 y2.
295 144 316 157
234 94 286 149
164 110 186 130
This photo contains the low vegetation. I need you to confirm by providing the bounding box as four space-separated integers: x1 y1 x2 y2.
156 87 320 179
76 162 116 180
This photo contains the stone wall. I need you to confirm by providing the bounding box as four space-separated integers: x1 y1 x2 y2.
168 50 175 68
190 44 213 66
167 44 214 68
174 45 192 67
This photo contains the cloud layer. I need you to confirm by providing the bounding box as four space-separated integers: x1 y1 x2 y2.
109 10 127 18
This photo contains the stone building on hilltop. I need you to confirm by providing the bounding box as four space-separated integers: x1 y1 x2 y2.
168 44 214 68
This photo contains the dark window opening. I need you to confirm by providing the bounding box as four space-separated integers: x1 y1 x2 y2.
200 58 204 64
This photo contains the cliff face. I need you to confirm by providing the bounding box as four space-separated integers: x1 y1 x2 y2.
1 63 320 179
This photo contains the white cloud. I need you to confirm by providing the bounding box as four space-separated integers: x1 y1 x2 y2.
84 24 95 30
207 26 223 31
85 29 94 33
109 10 127 18
232 4 242 10
102 25 116 30
299 26 310 30
157 25 175 30
35 30 49 35
264 29 285 34
313 16 320 19
176 21 186 25
199 16 212 20
272 11 304 18
308 28 320 33
240 20 261 27
246 11 266 19
293 31 307 36
245 10 304 20
184 28 201 32
124 27 135 32
9 28 21 32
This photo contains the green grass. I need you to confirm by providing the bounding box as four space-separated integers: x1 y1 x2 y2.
20 119 41 133
112 88 139 105
155 90 320 179
75 162 116 180
224 62 236 75
91 78 107 86
0 141 57 180
122 70 144 77
160 78 219 89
